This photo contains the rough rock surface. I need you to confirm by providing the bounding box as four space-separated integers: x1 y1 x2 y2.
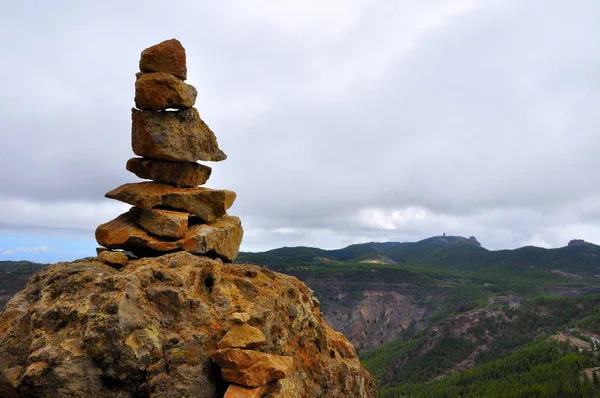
135 73 197 110
105 182 235 222
211 349 293 387
96 214 244 262
126 157 211 187
139 39 187 80
129 207 189 239
0 252 376 397
132 108 227 162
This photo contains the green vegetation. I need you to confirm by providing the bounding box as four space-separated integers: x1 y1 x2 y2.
361 294 600 396
380 341 600 397
237 236 600 284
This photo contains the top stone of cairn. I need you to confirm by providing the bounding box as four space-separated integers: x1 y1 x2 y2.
140 39 187 80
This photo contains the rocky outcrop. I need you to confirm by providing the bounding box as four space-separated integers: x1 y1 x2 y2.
0 252 376 397
96 39 239 262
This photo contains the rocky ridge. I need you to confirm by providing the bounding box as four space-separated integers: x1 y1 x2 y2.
0 253 376 397
95 39 241 262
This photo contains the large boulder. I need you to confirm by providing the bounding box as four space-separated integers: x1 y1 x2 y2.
126 158 211 187
96 214 244 263
0 253 376 397
139 39 187 80
132 108 226 162
105 182 235 222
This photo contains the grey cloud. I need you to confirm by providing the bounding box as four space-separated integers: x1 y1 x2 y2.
1 0 600 253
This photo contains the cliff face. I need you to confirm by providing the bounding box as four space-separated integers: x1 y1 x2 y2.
298 279 446 351
0 252 375 397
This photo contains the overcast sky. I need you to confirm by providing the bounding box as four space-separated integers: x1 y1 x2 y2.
1 0 600 263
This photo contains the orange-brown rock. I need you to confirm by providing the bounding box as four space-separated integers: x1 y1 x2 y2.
126 157 211 187
105 182 235 222
96 214 243 262
132 108 226 162
129 207 189 239
211 349 293 387
217 323 266 349
97 250 129 267
135 73 197 110
181 216 244 262
139 38 187 80
224 384 268 398
0 252 376 397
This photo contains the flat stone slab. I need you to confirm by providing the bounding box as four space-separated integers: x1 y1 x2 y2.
95 214 243 263
132 107 226 162
217 323 266 350
135 72 197 110
140 38 187 80
211 348 293 387
105 182 235 222
126 157 211 187
129 207 189 238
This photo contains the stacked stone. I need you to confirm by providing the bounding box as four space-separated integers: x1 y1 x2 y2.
211 312 294 397
95 39 243 263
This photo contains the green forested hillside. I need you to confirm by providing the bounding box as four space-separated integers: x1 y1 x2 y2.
361 294 600 397
237 236 600 281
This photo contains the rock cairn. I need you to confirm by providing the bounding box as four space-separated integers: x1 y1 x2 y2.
212 312 294 397
96 39 243 263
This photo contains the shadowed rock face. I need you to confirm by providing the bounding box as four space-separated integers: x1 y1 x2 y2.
0 252 376 397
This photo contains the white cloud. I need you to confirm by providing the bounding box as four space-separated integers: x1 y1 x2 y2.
1 246 48 256
1 0 600 255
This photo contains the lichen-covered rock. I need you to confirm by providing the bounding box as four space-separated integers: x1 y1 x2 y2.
0 253 376 397
132 108 226 162
129 207 189 239
126 157 211 187
96 214 243 262
139 39 187 80
105 182 235 222
135 73 197 110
